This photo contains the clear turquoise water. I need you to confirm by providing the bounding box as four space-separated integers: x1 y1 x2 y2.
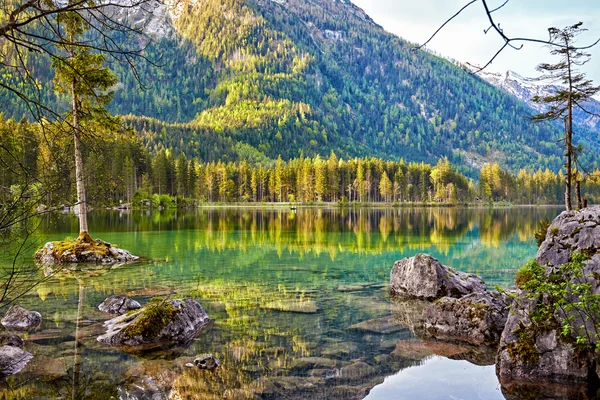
0 206 562 399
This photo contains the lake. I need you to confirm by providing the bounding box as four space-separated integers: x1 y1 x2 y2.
0 206 563 399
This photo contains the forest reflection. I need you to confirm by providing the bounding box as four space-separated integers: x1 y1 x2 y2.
39 206 561 257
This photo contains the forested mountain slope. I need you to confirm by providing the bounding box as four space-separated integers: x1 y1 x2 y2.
2 0 597 177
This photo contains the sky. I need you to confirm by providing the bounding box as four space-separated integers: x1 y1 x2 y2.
351 0 600 85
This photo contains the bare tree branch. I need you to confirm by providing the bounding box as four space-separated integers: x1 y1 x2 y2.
415 0 600 74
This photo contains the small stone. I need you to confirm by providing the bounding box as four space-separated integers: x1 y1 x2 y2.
97 298 211 349
98 295 142 315
1 306 42 331
191 354 220 370
340 361 376 380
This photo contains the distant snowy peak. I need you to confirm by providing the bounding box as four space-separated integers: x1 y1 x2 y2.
475 68 600 131
476 69 554 112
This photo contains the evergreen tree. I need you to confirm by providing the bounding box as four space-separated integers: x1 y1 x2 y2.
530 22 600 210
52 7 117 234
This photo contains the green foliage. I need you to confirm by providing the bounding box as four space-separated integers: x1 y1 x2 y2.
512 253 600 361
5 115 600 207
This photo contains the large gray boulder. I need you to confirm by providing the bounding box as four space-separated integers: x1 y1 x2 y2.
536 207 600 268
1 306 42 331
0 345 33 378
425 291 511 345
497 206 600 386
98 295 142 315
97 298 210 349
390 254 486 300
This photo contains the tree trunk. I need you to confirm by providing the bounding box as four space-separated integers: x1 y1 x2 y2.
73 77 88 233
565 43 574 212
565 125 572 211
576 179 583 209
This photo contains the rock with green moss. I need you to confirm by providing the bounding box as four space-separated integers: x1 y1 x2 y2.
97 298 210 349
425 291 512 346
34 231 139 265
497 206 600 388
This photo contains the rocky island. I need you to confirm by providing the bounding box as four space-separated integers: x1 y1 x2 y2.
34 231 138 265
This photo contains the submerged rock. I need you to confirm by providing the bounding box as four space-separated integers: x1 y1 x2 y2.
185 354 221 370
389 254 485 300
347 316 407 334
291 357 341 370
117 376 169 400
340 361 376 380
1 306 42 331
34 231 139 265
425 291 511 345
320 341 359 358
0 333 23 348
497 206 600 387
98 295 142 315
261 299 319 314
0 345 33 378
390 299 430 337
97 298 210 349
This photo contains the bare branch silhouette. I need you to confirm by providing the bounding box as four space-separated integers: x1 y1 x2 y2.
415 0 600 74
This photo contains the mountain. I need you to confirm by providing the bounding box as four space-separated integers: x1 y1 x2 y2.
476 69 600 132
2 0 599 176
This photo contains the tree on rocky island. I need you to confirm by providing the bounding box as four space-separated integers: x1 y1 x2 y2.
529 23 600 211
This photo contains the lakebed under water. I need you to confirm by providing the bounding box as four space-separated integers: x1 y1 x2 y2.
0 206 563 399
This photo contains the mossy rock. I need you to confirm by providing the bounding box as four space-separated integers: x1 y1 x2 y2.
34 231 139 265
97 298 211 350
